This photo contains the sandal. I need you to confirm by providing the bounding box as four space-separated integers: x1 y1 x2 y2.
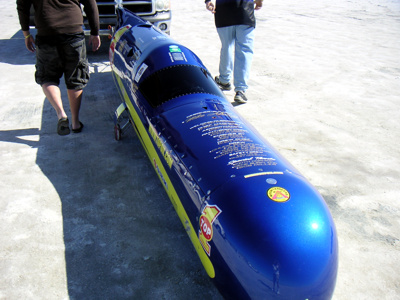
57 118 70 136
72 122 84 133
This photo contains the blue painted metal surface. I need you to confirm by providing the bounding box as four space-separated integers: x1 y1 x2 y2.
110 8 338 299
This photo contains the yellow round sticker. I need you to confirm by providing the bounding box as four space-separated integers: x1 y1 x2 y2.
267 187 290 202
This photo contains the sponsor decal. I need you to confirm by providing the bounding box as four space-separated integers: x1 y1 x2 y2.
199 205 222 256
154 158 168 190
171 52 185 61
169 45 181 53
118 39 127 54
109 26 131 63
244 171 284 178
134 63 148 83
267 187 290 202
168 45 187 62
149 124 173 168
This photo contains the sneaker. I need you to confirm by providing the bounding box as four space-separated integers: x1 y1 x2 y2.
234 91 248 103
215 76 232 91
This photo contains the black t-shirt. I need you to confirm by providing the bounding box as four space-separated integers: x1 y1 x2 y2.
214 0 256 28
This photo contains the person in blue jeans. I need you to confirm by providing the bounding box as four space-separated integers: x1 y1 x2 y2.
205 0 263 103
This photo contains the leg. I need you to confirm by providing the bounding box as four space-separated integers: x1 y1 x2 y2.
42 83 68 120
217 26 235 84
62 33 89 131
35 36 65 121
67 89 83 130
233 25 255 92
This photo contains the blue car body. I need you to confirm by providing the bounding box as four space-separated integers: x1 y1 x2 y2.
110 8 338 299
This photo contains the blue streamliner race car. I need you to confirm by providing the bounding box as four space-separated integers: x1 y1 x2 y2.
109 7 338 300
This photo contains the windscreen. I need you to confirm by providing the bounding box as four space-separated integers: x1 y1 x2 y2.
139 64 225 108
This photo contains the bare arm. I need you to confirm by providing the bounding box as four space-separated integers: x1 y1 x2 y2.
255 0 263 10
23 30 36 53
81 0 101 51
205 0 215 14
16 0 36 52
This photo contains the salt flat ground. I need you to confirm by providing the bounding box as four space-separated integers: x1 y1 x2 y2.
0 0 399 299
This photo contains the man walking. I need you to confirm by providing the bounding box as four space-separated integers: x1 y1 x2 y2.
17 0 100 135
205 0 263 103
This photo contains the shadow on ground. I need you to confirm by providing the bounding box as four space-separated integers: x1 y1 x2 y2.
1 33 222 299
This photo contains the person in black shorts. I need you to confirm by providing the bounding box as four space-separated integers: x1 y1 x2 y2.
17 0 100 135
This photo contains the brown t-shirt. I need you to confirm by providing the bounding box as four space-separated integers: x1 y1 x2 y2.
17 0 99 36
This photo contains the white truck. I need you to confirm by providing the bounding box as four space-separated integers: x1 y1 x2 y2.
83 0 171 35
29 0 171 35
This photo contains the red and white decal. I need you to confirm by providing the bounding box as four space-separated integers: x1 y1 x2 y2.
199 205 222 256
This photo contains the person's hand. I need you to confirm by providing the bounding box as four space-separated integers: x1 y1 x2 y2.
89 35 101 52
205 1 216 13
255 0 263 10
24 32 36 53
